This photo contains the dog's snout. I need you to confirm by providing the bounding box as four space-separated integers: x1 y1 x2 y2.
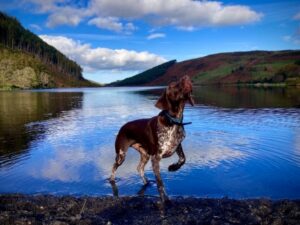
181 77 193 94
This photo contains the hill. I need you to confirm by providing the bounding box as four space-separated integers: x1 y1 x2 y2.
110 50 300 86
110 60 176 86
0 12 98 89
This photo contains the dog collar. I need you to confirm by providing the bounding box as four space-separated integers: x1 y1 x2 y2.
159 110 192 126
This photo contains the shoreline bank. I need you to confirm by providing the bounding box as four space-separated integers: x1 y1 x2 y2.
0 194 299 224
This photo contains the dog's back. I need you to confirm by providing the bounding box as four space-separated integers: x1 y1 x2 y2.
115 117 158 155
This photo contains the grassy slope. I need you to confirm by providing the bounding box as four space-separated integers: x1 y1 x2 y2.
192 51 300 85
0 45 99 89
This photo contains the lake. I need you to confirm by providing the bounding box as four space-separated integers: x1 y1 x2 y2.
0 86 300 199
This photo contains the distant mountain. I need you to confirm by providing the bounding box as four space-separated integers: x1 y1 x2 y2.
0 12 99 89
110 50 300 86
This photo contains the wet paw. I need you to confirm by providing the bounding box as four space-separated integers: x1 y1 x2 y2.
168 164 180 172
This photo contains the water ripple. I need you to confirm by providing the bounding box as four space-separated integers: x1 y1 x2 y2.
1 87 300 198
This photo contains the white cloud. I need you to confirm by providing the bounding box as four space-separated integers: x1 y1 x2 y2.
22 0 88 27
46 7 87 27
89 0 262 29
23 0 262 31
177 26 196 31
147 33 166 40
39 35 166 72
22 0 64 13
29 23 42 31
88 17 122 32
88 17 136 33
125 22 136 32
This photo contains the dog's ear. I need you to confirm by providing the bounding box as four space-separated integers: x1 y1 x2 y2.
155 90 169 110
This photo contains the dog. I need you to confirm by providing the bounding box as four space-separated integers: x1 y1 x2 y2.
109 75 194 203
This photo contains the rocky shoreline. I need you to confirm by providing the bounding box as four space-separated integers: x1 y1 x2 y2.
0 194 299 225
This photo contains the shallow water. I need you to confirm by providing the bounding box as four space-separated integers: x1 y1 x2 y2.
0 86 300 199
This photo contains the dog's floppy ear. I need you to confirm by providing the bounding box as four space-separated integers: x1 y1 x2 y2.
155 90 169 110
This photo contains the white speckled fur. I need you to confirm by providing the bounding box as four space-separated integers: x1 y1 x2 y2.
157 123 185 158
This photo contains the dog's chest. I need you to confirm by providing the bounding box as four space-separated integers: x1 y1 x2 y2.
157 124 185 158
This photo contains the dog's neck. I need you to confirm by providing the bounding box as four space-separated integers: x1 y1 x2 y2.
167 107 183 117
160 110 182 125
168 101 185 118
159 104 192 126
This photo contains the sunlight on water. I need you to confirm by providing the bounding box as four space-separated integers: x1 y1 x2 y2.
0 86 300 198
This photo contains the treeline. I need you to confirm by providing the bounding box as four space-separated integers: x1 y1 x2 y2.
0 12 83 79
110 60 176 86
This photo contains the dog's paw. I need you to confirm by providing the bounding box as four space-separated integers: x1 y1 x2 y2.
168 164 180 172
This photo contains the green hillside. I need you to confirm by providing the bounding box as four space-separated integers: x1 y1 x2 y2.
110 50 300 86
0 12 98 89
191 51 300 86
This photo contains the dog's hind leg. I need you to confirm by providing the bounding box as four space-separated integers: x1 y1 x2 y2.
138 153 150 185
132 144 150 185
110 133 132 182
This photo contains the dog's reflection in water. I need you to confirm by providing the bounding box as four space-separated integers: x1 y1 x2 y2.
109 179 119 197
109 179 154 197
108 179 167 217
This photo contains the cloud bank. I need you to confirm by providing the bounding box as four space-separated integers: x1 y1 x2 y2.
24 0 262 31
88 17 136 33
39 35 166 72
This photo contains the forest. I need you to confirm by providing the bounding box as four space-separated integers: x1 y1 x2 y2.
0 12 83 79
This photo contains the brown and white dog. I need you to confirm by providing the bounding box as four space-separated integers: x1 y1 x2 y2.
109 75 194 203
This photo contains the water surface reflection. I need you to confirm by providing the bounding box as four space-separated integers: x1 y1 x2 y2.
0 91 83 167
0 86 300 199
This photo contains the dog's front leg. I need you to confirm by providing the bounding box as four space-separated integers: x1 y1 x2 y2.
168 144 186 172
151 155 169 203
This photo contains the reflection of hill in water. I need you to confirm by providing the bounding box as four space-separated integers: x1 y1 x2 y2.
137 86 300 108
0 91 83 166
193 86 300 108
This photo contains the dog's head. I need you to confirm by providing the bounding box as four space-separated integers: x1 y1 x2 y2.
155 75 194 113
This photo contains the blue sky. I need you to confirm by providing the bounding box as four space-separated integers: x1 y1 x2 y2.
1 0 300 83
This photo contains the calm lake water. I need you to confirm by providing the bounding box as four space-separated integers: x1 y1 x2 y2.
0 86 300 199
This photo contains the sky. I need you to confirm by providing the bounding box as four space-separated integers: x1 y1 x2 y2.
1 0 300 84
